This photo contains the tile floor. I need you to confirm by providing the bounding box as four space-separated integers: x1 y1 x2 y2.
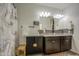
50 51 79 56
30 51 79 56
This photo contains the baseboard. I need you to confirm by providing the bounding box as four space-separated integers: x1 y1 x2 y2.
70 50 79 55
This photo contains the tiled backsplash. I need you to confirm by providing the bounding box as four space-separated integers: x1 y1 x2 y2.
38 29 73 35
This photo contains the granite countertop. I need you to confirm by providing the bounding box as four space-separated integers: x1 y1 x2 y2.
26 33 72 37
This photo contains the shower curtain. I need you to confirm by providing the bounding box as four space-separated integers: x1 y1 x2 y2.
0 3 18 56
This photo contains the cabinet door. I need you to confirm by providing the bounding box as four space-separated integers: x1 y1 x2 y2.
26 37 35 55
26 36 43 55
35 37 43 52
44 37 60 54
60 36 72 51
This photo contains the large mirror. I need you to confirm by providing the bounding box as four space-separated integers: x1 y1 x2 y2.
38 15 74 34
39 16 54 30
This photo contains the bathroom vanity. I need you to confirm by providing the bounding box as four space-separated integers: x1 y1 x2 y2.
43 35 72 54
26 34 72 55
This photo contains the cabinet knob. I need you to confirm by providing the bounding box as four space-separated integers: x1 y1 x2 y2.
65 40 69 42
33 43 37 47
52 41 55 43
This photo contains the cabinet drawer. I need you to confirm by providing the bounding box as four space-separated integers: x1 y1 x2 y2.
44 37 60 54
45 37 60 41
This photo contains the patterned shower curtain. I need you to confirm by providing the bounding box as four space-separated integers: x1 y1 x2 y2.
0 3 18 56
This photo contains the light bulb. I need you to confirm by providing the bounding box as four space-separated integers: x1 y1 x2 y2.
39 12 50 17
53 14 64 19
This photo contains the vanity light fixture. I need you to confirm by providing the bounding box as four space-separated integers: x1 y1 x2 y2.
39 12 50 17
53 14 64 19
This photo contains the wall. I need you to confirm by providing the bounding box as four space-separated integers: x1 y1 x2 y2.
55 3 79 54
64 4 79 54
15 3 63 44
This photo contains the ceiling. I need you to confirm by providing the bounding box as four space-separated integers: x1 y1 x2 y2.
15 3 73 10
35 3 72 10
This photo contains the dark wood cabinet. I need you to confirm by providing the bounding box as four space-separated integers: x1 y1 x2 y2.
26 36 43 55
26 36 72 55
60 36 72 51
43 36 72 54
43 37 60 54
